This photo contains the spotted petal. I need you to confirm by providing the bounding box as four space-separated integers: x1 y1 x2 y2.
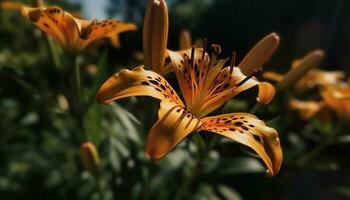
198 67 275 116
146 100 202 160
80 19 137 49
200 113 282 177
96 66 184 106
21 6 67 47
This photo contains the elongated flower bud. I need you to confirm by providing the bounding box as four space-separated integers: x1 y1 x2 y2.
80 142 100 173
143 0 169 75
179 30 192 50
34 0 44 7
276 49 325 91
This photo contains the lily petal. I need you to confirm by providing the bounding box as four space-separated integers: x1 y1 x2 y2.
96 66 184 106
320 85 350 121
81 19 137 49
200 113 282 177
238 33 280 75
289 99 326 120
21 6 66 47
146 100 202 160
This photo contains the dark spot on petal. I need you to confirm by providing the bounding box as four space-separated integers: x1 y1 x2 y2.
234 121 243 126
141 81 150 86
242 126 249 131
149 80 159 86
253 135 262 142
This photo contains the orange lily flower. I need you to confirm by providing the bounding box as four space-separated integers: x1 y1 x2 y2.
320 83 350 121
97 34 282 176
21 6 137 52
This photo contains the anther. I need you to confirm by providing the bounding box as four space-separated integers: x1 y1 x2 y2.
211 44 222 55
190 46 196 66
202 38 207 59
230 51 236 74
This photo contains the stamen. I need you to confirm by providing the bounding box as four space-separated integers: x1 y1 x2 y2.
237 70 257 86
230 51 236 74
202 38 207 59
191 45 195 66
211 44 221 55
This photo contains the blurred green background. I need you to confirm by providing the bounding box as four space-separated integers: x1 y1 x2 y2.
0 0 350 199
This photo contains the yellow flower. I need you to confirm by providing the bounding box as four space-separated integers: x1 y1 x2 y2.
320 83 350 121
21 6 137 52
96 34 282 176
263 49 325 91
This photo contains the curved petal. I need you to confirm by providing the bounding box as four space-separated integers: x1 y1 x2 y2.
320 85 350 121
146 100 202 160
238 33 280 75
21 6 66 47
200 113 282 177
81 19 137 49
96 66 184 106
289 98 326 120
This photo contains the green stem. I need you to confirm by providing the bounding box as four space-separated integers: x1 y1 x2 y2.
250 103 261 114
174 135 206 200
46 36 61 69
94 173 104 200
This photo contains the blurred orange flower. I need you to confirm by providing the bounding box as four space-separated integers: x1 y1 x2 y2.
21 6 137 53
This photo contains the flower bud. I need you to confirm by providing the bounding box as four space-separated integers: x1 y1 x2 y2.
143 0 169 75
277 49 325 91
80 142 100 173
179 30 192 50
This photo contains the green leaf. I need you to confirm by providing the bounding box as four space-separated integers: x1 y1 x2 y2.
217 185 243 200
216 157 266 176
86 103 102 145
335 186 350 198
91 50 108 96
